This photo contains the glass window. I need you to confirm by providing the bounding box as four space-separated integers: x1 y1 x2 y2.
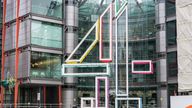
166 20 177 47
79 0 112 37
19 20 31 47
31 0 63 19
128 0 155 39
167 52 178 77
4 53 15 79
5 0 16 22
166 0 176 17
168 84 178 107
31 20 62 48
18 51 30 78
129 87 157 107
5 23 16 51
129 63 156 84
128 0 156 61
19 0 31 17
30 52 62 79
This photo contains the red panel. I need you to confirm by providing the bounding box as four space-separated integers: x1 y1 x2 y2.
1 0 7 106
99 4 113 63
132 60 154 74
43 85 46 107
58 85 62 108
14 0 21 108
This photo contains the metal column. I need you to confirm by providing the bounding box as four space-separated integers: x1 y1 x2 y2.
155 0 168 108
14 0 21 108
63 0 78 107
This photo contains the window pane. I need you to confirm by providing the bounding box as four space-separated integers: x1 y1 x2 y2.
166 20 177 47
31 20 62 48
19 20 31 47
31 0 63 19
166 0 176 17
19 0 31 17
5 0 16 22
167 52 178 77
5 23 16 51
31 52 61 79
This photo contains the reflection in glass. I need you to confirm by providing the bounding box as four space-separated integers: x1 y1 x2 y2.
31 52 61 79
117 10 127 95
31 21 62 48
32 0 63 19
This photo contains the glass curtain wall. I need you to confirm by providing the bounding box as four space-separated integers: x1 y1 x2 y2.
166 20 177 47
76 0 157 107
4 51 30 79
77 0 113 106
30 51 62 79
128 0 157 107
4 19 63 50
31 20 62 49
31 0 63 19
167 52 177 78
5 0 16 22
4 0 63 80
5 23 61 50
5 22 16 51
6 0 63 22
19 19 31 47
166 0 176 17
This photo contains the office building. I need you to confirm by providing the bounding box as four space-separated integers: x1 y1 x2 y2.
0 0 183 108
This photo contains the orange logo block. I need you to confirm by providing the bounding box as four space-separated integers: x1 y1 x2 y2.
186 105 192 108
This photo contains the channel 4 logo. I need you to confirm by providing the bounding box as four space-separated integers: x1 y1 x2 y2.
186 105 192 108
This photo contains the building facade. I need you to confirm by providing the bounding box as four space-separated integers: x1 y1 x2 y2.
0 0 179 108
0 0 3 74
1 0 63 107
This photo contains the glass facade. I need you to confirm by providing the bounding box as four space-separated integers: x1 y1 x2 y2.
77 0 113 106
4 51 30 79
5 22 16 51
128 0 157 107
30 51 62 79
116 10 128 95
4 53 15 79
128 0 156 60
129 87 157 107
167 52 177 77
31 0 63 19
19 19 31 47
166 0 176 17
20 86 59 104
78 0 111 37
5 20 30 51
5 0 16 22
77 0 157 107
4 19 62 50
2 0 64 106
166 20 177 47
1 0 180 107
19 0 30 17
5 0 63 22
31 20 62 49
3 0 63 80
166 1 177 107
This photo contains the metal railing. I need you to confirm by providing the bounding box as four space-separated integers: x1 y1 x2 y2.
2 103 65 108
